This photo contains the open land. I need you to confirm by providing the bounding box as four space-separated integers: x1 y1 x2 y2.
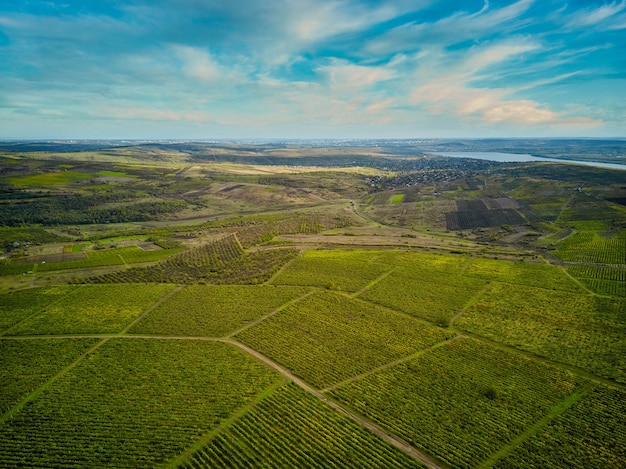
0 139 624 468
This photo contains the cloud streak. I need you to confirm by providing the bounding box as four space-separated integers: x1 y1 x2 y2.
0 0 622 138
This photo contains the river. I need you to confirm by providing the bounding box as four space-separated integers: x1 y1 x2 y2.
429 152 626 170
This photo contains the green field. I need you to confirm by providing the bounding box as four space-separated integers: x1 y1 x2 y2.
455 283 626 382
0 338 98 413
328 338 588 469
7 171 93 186
236 290 454 388
495 386 626 469
0 286 76 333
5 284 175 335
0 339 281 468
0 146 624 468
270 249 393 292
180 381 425 468
129 285 312 336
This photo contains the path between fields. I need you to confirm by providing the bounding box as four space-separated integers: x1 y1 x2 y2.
0 332 445 469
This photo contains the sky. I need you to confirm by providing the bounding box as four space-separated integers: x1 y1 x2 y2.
0 0 625 139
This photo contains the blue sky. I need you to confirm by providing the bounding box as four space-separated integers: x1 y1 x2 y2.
0 0 625 139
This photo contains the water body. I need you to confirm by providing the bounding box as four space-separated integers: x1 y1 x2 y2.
430 152 626 171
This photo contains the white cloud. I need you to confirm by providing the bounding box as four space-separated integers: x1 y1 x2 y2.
408 40 602 128
565 0 626 28
173 46 224 82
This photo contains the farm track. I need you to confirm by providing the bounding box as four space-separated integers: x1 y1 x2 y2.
0 337 111 426
449 282 492 327
226 288 319 338
0 332 445 468
351 266 397 297
120 285 184 334
476 382 596 469
320 334 463 393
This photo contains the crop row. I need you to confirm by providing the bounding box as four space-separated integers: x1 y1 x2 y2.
328 338 587 469
455 282 626 383
87 235 297 285
567 266 625 297
0 339 281 468
129 285 311 337
0 338 98 414
7 284 174 335
555 229 626 266
0 285 76 333
270 249 393 292
181 382 424 468
495 386 626 469
236 291 454 389
235 212 355 248
359 266 486 324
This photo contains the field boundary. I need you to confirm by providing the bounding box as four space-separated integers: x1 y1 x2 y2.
161 377 288 469
321 334 463 393
227 288 318 338
449 281 492 327
0 337 110 426
220 339 446 469
352 266 397 297
120 285 183 334
0 285 84 337
476 383 596 468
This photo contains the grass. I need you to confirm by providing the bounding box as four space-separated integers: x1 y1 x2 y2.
7 171 93 186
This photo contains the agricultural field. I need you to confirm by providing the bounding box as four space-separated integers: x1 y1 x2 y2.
0 339 281 468
270 249 394 292
554 228 626 265
455 282 626 382
129 285 312 337
5 284 175 335
328 338 589 469
494 385 626 469
359 265 487 325
0 143 624 468
0 338 98 413
236 290 454 389
567 266 626 297
0 285 76 333
180 382 424 468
